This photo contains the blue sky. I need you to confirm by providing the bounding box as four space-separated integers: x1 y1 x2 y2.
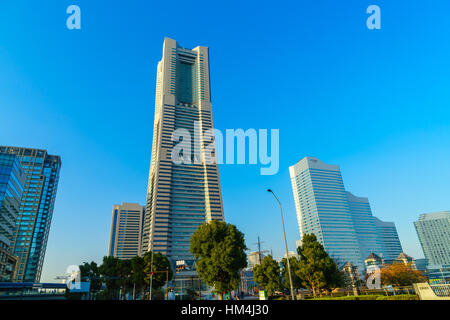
1 1 449 282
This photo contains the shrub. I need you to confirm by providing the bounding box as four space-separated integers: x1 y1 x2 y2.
309 294 418 300
272 295 288 300
376 294 418 300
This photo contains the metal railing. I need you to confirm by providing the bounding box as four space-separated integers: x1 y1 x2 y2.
297 286 417 299
429 284 450 297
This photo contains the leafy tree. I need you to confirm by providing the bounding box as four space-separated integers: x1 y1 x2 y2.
253 255 282 297
190 220 247 299
296 234 343 296
117 259 133 300
79 261 102 300
131 255 147 299
143 251 173 296
323 258 345 292
280 256 302 293
381 262 426 287
99 256 121 299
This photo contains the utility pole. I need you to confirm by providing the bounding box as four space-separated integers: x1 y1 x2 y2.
253 236 269 264
149 250 154 300
257 236 262 264
165 269 169 300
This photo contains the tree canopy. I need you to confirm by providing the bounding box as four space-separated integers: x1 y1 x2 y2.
79 261 102 298
190 220 247 297
143 251 173 290
98 256 121 299
280 256 302 292
81 251 173 300
253 255 282 297
381 262 426 287
296 233 343 296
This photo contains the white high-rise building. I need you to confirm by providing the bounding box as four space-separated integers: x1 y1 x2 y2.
140 38 225 272
414 211 450 266
290 157 403 271
108 203 145 259
289 157 363 270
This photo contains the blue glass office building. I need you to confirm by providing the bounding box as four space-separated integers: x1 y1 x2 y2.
0 153 25 281
0 146 61 282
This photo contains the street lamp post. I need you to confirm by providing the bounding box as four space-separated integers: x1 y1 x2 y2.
267 189 295 300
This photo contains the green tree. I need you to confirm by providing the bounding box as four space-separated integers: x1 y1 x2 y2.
323 258 344 292
131 255 147 299
280 256 302 293
79 261 102 300
99 256 121 299
143 251 173 298
117 259 132 300
253 255 282 297
190 220 247 299
296 234 343 296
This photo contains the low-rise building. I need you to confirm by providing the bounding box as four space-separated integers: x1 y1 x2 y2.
395 252 417 270
364 253 384 274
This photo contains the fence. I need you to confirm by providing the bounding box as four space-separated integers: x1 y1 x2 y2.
296 285 416 299
429 284 450 297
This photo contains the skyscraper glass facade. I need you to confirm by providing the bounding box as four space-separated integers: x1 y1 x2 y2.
289 157 363 270
141 38 224 274
346 191 382 262
0 146 61 282
290 157 403 272
0 153 25 281
414 211 450 267
373 217 403 261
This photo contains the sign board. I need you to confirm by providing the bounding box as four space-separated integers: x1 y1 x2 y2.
259 290 267 300
69 281 90 293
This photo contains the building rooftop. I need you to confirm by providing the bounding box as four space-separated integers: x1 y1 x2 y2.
418 211 450 221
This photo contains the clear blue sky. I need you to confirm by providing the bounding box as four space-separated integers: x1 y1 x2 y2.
1 1 449 282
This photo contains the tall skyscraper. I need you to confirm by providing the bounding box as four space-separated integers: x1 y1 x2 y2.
414 211 450 267
373 217 403 261
141 38 225 274
108 203 145 259
289 157 363 270
0 153 25 281
346 191 382 262
289 157 403 272
347 192 403 262
0 146 61 282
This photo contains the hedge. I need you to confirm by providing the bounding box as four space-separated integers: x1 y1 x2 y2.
310 294 418 300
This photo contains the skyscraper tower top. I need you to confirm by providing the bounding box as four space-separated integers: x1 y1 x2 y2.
289 156 340 175
155 37 212 108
